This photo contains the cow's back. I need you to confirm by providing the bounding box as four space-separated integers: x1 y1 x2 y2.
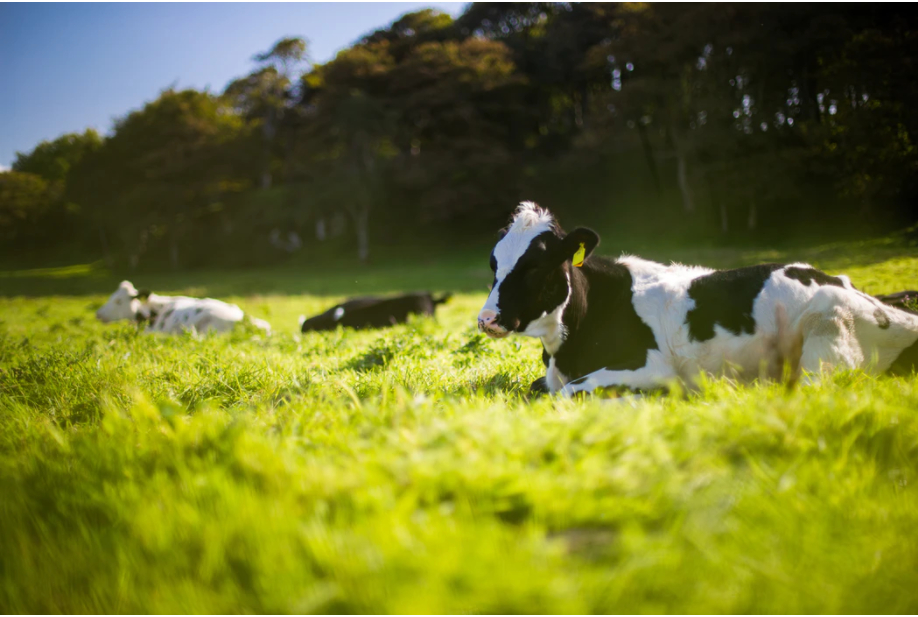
623 260 918 378
301 293 438 332
148 298 244 334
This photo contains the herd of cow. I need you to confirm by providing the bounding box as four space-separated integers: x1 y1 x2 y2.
95 201 918 397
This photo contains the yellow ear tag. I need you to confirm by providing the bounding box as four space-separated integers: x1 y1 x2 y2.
572 242 586 267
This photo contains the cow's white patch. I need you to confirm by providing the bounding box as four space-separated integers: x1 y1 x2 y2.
333 307 345 321
95 280 142 323
545 357 567 392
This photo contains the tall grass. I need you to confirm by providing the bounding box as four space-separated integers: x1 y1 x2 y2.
2 246 918 613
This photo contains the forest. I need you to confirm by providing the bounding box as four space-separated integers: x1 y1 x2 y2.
3 3 917 270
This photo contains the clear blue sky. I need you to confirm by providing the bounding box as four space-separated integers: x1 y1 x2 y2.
0 2 467 169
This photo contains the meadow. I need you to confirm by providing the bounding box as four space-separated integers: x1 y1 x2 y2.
3 236 918 613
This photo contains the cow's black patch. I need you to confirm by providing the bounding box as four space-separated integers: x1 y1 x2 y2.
685 264 785 342
528 376 550 394
784 266 846 288
551 259 658 380
195 307 203 315
300 293 449 332
889 337 918 375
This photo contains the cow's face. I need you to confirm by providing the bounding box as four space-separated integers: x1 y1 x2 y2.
478 202 599 339
96 280 146 323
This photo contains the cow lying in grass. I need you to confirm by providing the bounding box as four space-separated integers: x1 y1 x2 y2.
96 280 271 335
478 202 918 397
300 292 452 332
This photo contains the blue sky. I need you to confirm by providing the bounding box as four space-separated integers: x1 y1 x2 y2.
0 2 467 169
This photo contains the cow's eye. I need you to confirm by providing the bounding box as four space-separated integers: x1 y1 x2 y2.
489 255 497 272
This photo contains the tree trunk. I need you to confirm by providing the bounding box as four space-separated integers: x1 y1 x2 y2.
98 227 114 269
636 121 661 194
800 65 820 123
670 124 694 213
262 109 275 189
676 148 694 214
354 207 369 263
283 124 295 183
579 82 590 129
169 236 180 270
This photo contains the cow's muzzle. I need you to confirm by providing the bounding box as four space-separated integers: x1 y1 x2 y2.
478 309 509 338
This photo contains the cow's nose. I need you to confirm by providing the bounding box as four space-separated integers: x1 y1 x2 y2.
478 309 498 331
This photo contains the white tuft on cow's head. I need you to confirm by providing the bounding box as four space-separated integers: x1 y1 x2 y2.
477 202 599 339
96 280 147 323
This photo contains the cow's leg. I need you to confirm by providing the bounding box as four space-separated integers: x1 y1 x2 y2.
557 357 676 398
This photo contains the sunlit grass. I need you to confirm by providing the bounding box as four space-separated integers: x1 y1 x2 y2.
0 260 104 279
2 244 918 613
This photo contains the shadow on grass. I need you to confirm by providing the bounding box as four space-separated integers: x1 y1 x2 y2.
0 258 491 299
4 235 918 299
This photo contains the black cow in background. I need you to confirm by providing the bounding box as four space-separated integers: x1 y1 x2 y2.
875 290 918 315
300 292 452 332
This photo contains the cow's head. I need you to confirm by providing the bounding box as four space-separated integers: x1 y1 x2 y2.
95 280 150 323
478 202 599 338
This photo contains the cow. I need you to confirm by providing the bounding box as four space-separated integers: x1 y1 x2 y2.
300 292 452 332
95 280 271 335
874 290 918 315
477 202 918 397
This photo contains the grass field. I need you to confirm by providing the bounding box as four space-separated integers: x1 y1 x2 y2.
3 237 918 613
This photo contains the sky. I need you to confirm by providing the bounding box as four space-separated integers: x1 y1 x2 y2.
0 2 467 169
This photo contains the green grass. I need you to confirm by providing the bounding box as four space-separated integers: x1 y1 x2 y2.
3 239 918 613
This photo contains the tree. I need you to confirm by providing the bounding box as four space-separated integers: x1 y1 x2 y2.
0 171 59 244
225 37 310 188
69 89 249 269
12 129 102 184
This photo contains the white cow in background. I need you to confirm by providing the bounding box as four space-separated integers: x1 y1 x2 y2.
96 280 271 335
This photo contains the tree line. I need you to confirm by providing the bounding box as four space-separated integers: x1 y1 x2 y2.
3 3 917 270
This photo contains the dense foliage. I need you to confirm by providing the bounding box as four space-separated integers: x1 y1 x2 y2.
3 3 917 268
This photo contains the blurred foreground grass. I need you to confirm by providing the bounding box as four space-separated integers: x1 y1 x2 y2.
2 239 918 612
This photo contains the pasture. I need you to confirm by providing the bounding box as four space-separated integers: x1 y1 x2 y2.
3 238 918 613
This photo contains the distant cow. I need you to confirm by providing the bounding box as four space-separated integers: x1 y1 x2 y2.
96 280 271 335
478 201 918 397
875 290 918 315
300 292 451 332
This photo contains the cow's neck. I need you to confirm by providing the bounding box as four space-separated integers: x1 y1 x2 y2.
522 271 571 356
531 265 589 358
554 265 589 351
146 293 173 310
135 293 173 323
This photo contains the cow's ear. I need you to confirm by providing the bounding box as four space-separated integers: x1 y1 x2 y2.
558 227 600 266
135 289 151 301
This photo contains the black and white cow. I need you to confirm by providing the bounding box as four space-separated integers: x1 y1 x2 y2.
478 202 918 397
96 280 272 335
300 292 452 332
